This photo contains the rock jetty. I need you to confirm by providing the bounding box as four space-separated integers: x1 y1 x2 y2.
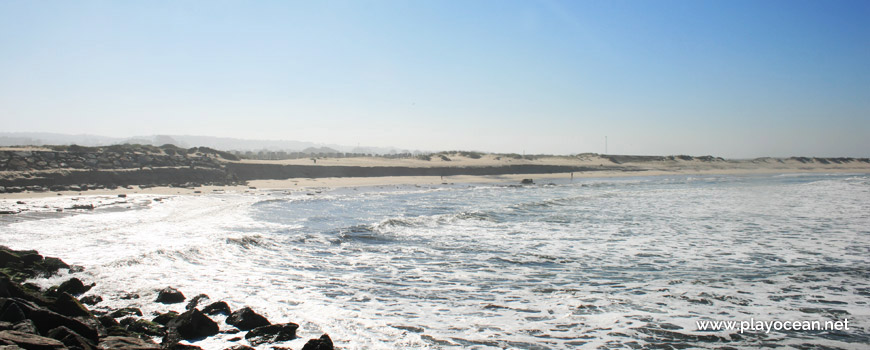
0 245 334 350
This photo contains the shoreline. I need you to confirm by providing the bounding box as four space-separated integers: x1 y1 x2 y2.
1 167 867 201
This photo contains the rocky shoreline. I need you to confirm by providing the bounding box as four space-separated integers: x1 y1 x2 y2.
0 246 334 350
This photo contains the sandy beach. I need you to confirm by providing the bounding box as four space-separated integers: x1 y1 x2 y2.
2 153 869 201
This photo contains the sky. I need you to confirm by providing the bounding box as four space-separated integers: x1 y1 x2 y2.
1 0 868 157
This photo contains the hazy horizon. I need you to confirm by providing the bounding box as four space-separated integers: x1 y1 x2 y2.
1 1 868 158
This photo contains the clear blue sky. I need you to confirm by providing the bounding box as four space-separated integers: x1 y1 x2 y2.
1 0 868 157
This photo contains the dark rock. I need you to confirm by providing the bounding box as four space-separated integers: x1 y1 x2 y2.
163 343 202 350
243 323 298 345
521 178 534 184
301 334 334 350
50 293 91 318
12 320 37 335
78 296 101 306
155 288 184 304
0 279 52 307
165 309 218 340
225 307 269 331
28 308 99 343
222 346 253 350
0 330 65 350
184 295 209 311
159 329 204 350
97 336 159 350
119 318 163 337
39 258 69 276
0 303 26 323
200 302 230 316
96 317 126 337
96 316 119 330
151 312 178 326
108 308 142 319
57 279 92 296
119 293 138 300
47 326 96 350
0 251 23 268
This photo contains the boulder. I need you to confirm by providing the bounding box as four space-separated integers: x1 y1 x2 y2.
28 308 99 343
108 308 142 319
119 318 163 337
57 279 92 296
0 303 27 323
300 334 334 350
222 346 253 350
12 320 37 335
184 295 209 311
46 326 96 350
96 317 126 337
151 311 178 326
0 330 65 350
165 309 218 340
225 308 269 331
243 323 298 346
200 302 230 316
159 330 204 350
50 293 91 318
155 288 184 304
118 293 138 300
78 296 101 306
97 336 159 350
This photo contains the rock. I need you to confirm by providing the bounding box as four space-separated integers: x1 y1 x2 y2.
96 317 126 337
12 320 37 335
97 336 159 350
0 278 52 306
225 307 269 331
243 323 298 346
155 288 184 304
521 178 534 184
28 308 99 343
0 303 27 323
151 311 178 326
200 302 230 316
50 293 91 318
0 251 23 268
222 346 254 350
108 308 142 319
159 329 204 350
0 330 65 350
184 295 209 311
119 318 163 337
165 309 218 340
47 326 96 350
119 293 138 300
57 279 92 296
39 258 69 276
300 334 334 350
78 296 101 306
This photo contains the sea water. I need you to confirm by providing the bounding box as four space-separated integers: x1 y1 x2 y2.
1 173 868 349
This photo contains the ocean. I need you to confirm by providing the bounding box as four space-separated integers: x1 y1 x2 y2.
2 173 869 349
